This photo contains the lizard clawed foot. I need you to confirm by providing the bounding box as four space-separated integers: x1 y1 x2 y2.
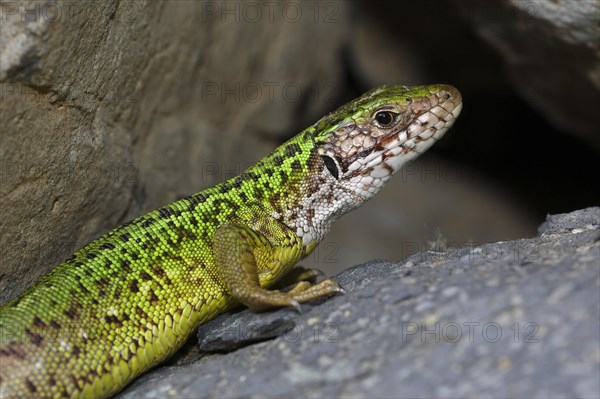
274 266 324 289
235 279 343 313
214 225 342 314
286 278 345 303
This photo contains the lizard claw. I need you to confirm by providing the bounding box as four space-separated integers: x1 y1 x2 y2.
289 298 302 313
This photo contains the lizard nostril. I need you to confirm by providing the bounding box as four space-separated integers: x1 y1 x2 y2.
442 91 451 100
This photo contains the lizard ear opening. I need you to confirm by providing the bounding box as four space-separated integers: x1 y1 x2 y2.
321 155 340 179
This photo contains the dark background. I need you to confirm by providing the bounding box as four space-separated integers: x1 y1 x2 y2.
322 1 599 222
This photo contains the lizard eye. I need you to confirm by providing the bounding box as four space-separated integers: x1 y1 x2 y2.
374 110 398 128
321 155 339 179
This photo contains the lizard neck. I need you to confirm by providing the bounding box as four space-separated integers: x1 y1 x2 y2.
242 132 362 246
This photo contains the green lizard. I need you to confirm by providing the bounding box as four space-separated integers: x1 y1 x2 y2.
0 84 462 398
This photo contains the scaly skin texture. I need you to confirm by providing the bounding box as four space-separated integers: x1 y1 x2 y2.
0 84 462 398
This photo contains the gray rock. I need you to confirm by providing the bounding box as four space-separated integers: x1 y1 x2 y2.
539 207 600 234
118 207 600 398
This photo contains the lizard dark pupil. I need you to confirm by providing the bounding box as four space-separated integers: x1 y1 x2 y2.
375 111 394 126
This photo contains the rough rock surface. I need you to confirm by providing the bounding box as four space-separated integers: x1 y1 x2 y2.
118 207 600 398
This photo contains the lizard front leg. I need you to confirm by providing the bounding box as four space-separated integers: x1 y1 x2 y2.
213 224 343 311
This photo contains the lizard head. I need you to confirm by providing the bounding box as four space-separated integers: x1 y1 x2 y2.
268 84 462 245
313 84 462 202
